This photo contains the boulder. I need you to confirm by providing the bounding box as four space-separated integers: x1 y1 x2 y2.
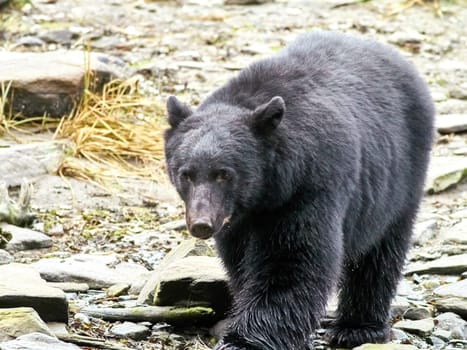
33 253 149 289
0 51 126 117
0 307 53 342
0 263 68 322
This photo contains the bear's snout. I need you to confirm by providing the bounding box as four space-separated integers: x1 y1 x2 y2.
189 219 215 239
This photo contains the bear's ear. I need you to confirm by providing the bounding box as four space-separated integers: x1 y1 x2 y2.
248 96 285 134
167 96 192 128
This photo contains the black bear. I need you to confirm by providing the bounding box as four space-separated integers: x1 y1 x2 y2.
164 31 434 349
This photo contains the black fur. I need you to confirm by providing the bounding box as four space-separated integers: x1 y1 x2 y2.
164 31 434 350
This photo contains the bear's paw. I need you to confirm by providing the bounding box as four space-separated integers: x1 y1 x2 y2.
325 323 390 348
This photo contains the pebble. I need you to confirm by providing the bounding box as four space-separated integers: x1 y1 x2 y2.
0 249 13 265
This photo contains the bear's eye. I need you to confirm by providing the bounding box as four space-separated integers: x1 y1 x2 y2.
180 170 192 182
215 169 231 183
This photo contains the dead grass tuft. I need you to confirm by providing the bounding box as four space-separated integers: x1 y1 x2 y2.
55 77 168 185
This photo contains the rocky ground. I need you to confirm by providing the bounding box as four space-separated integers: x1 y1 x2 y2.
0 0 467 349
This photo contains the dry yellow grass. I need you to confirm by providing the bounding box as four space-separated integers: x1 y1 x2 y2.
55 77 168 184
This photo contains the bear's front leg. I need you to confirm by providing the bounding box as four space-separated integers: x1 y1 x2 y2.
214 210 343 350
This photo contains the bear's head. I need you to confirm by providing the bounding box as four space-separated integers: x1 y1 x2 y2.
164 95 286 239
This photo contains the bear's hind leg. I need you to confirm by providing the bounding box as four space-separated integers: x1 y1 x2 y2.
325 214 414 348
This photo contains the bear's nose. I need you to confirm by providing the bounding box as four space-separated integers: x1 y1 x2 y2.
190 220 214 239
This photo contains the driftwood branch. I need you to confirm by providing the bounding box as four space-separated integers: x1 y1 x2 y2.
81 306 216 327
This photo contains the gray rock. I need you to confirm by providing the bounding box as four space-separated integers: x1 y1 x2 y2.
14 36 45 48
0 142 66 188
434 312 467 339
106 283 130 297
432 329 452 341
224 0 273 4
393 318 435 337
352 344 417 350
449 84 467 100
391 296 411 318
0 249 13 265
33 253 149 289
427 335 445 348
0 307 53 342
438 221 467 244
46 282 89 293
412 219 438 245
110 321 150 340
405 253 467 275
0 263 68 322
436 114 467 134
425 157 467 193
433 281 467 319
0 51 125 117
137 239 214 304
403 306 433 320
390 328 409 342
2 224 52 252
40 30 74 45
0 332 80 350
153 256 230 315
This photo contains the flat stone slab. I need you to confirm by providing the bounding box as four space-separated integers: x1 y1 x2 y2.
0 51 125 117
425 157 467 193
0 332 80 350
433 279 467 318
33 253 149 289
436 114 467 134
0 307 53 342
0 263 68 322
110 322 150 340
0 142 66 188
1 224 52 252
353 345 417 350
405 253 467 276
393 318 435 337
